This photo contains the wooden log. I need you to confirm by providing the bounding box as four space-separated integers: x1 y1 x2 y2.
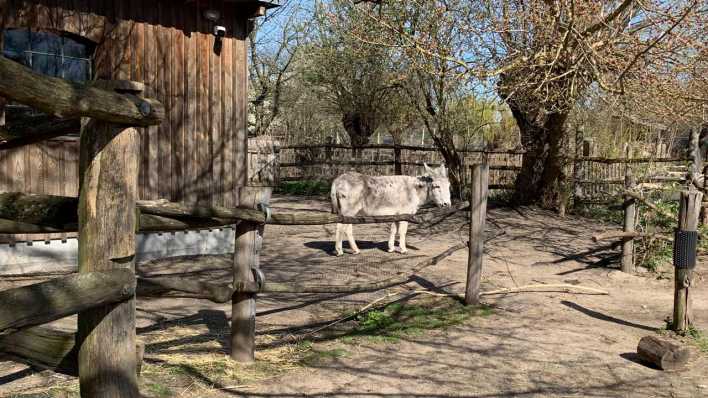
0 326 144 377
231 187 271 363
76 121 140 398
637 335 691 371
672 189 703 333
622 172 637 273
0 57 164 126
0 269 135 335
0 193 79 230
0 192 470 233
591 231 672 242
0 118 80 150
137 277 233 303
466 164 488 306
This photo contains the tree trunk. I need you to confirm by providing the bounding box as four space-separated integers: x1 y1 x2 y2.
431 129 465 200
508 104 568 208
342 111 375 148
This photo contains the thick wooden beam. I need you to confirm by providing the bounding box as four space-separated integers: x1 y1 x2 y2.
465 164 489 306
0 118 80 150
0 193 470 234
0 57 164 126
76 121 140 398
0 326 144 377
137 277 233 303
0 269 135 335
0 192 79 230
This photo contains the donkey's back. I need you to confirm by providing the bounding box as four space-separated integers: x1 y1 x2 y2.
331 172 421 217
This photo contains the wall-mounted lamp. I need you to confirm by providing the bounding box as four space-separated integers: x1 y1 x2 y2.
203 9 224 55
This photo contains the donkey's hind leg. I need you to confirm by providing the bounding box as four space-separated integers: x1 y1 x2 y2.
398 221 409 254
388 222 398 252
334 223 344 256
346 224 360 254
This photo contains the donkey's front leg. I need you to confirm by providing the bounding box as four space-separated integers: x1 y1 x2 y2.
334 223 344 256
398 221 409 254
388 222 398 252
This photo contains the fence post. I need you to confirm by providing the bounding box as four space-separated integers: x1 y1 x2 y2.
672 189 703 333
394 145 402 175
465 163 489 306
77 121 140 398
572 128 583 203
621 171 637 273
231 187 271 362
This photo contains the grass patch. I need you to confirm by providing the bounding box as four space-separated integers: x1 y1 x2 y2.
146 382 173 398
342 296 492 344
687 327 708 353
300 348 349 366
276 180 330 196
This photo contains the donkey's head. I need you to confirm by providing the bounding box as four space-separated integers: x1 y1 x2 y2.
422 163 451 207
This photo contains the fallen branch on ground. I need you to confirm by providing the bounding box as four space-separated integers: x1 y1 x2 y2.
481 284 609 296
592 231 672 242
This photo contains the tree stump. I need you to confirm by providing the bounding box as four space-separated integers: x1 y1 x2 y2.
637 335 691 371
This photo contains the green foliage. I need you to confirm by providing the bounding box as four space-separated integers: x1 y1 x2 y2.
577 194 706 272
276 180 330 196
300 348 349 366
686 326 708 353
146 382 172 398
344 297 492 343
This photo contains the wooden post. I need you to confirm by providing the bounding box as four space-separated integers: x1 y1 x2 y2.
622 171 637 273
672 189 703 333
231 187 271 362
394 145 402 175
572 128 583 205
76 120 140 398
465 163 489 306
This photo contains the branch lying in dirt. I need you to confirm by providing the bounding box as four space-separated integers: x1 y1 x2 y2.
481 284 609 296
592 231 672 242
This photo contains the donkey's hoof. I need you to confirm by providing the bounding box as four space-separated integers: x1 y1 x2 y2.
335 250 344 257
387 247 395 253
352 249 361 255
399 249 408 255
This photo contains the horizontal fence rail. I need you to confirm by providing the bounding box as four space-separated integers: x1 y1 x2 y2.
0 192 470 234
0 269 135 335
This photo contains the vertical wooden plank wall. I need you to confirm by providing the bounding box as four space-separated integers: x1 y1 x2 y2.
0 0 250 243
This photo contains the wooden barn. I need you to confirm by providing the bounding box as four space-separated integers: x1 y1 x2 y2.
0 0 279 243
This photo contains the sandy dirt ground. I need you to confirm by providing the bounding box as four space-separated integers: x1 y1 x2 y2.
1 195 707 398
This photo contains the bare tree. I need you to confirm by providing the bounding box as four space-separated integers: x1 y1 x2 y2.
248 1 311 137
348 0 703 208
307 2 408 149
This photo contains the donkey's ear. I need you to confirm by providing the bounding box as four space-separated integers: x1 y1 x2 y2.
423 163 433 175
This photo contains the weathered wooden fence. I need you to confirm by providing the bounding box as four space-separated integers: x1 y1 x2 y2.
278 144 690 203
279 144 522 190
